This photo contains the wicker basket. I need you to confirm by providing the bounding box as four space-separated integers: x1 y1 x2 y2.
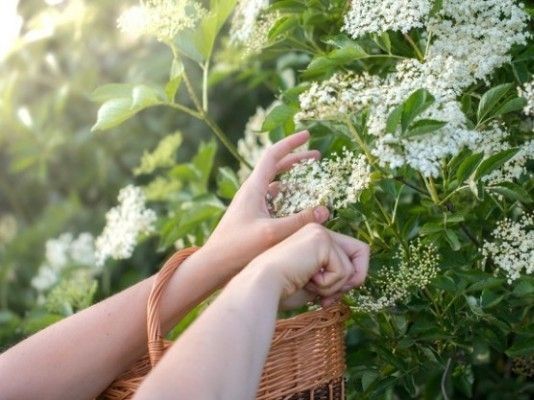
98 248 350 400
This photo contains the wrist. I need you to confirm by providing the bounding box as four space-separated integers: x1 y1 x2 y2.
232 258 284 301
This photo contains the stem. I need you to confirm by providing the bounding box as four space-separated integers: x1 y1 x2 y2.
165 102 202 119
344 118 376 165
422 175 440 204
441 357 452 400
394 176 428 197
183 71 203 112
203 114 252 169
460 222 480 247
403 33 425 62
201 59 210 112
424 30 433 59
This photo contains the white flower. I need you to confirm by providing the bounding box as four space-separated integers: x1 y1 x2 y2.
273 149 371 216
117 0 207 42
31 232 96 292
518 79 534 117
0 0 23 61
95 185 157 266
350 240 440 312
482 213 534 283
230 0 270 44
343 0 431 38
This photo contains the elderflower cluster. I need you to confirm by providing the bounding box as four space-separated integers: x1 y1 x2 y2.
117 0 206 42
95 185 157 266
229 0 278 55
298 0 529 177
518 79 534 117
350 240 440 313
272 149 371 216
31 233 96 293
343 0 431 38
482 213 534 284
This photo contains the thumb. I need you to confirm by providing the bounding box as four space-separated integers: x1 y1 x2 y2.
273 206 330 239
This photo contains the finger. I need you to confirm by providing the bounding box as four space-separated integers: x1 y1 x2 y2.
312 244 354 295
276 149 320 173
251 131 310 186
267 181 281 199
321 293 342 308
311 246 347 295
272 206 329 240
329 231 370 289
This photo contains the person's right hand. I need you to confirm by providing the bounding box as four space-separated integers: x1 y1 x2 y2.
247 223 370 308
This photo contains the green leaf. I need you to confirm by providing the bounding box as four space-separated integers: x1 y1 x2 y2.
405 119 447 138
386 105 403 134
262 104 296 131
506 336 534 357
494 96 527 116
131 85 162 110
329 44 368 63
474 148 519 181
456 152 484 183
513 279 534 296
268 15 298 39
192 141 217 193
217 167 239 199
165 59 184 102
89 83 135 102
489 182 532 203
91 98 136 131
445 229 461 251
401 89 435 132
477 83 513 123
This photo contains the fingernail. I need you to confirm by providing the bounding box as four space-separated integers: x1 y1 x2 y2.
313 206 329 222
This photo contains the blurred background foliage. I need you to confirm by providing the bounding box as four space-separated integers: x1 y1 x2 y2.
0 0 271 346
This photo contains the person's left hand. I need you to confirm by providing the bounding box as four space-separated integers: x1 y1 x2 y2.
200 130 330 281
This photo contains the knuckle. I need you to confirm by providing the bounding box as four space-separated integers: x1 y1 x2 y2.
261 222 278 246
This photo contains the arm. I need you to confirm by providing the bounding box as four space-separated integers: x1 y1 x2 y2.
134 224 370 400
0 131 330 400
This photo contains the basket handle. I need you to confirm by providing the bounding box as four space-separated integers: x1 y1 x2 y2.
146 247 200 367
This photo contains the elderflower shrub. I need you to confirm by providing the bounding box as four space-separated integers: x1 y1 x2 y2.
482 213 534 284
272 149 371 216
95 186 156 266
40 0 534 400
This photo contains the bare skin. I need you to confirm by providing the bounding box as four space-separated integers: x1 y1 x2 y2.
0 131 369 400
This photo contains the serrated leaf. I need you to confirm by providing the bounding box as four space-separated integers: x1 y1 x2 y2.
91 98 136 131
217 167 239 199
474 148 519 180
405 119 447 138
489 182 532 203
445 229 461 251
477 83 513 123
262 104 296 131
131 85 161 110
386 105 403 134
401 89 435 132
494 96 527 116
89 83 135 102
456 152 484 183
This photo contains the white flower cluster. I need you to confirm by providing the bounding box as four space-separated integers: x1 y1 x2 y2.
476 123 534 185
95 185 157 266
237 104 275 182
229 0 277 54
298 0 529 177
482 213 534 284
31 232 96 293
117 0 206 42
272 149 371 216
351 240 440 313
343 0 431 38
518 79 534 117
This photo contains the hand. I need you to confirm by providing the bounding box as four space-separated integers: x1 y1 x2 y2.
202 131 330 280
248 223 370 309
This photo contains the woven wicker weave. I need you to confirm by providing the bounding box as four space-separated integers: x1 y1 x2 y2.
98 248 349 400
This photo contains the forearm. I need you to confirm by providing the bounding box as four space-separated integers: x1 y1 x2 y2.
135 262 282 400
0 246 228 400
